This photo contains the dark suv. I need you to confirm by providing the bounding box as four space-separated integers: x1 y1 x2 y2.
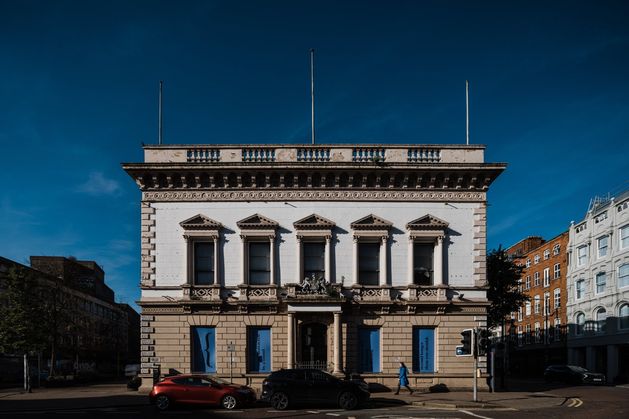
260 369 370 410
544 365 606 385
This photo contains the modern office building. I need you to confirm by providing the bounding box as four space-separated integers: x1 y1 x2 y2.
123 144 505 391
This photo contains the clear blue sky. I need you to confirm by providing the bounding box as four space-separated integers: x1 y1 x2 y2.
1 0 628 310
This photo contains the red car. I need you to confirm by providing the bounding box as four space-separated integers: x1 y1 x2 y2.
149 374 256 410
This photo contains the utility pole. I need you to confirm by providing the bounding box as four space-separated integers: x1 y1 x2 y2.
473 328 478 402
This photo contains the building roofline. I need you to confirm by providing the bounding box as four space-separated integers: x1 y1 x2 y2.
141 143 488 150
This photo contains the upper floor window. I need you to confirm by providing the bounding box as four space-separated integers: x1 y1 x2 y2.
543 268 550 287
413 242 434 285
406 214 448 287
594 211 607 223
525 275 531 289
575 312 585 335
595 307 607 333
352 214 393 286
180 214 222 286
553 263 560 279
534 255 540 265
575 278 585 300
597 236 609 258
534 272 540 287
544 292 550 315
294 214 335 283
621 225 629 250
358 242 380 285
543 249 550 260
552 244 560 256
526 259 531 268
619 264 629 288
595 272 606 294
303 242 325 280
577 245 588 266
619 304 629 330
525 301 531 316
553 288 560 309
534 295 540 314
237 213 279 286
517 306 523 321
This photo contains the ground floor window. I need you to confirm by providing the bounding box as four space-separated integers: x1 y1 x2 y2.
412 328 435 373
358 327 380 373
248 327 271 373
192 327 216 373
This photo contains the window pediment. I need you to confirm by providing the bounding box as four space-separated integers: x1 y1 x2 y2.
237 214 279 230
293 214 335 230
350 214 393 230
406 214 449 231
180 214 222 231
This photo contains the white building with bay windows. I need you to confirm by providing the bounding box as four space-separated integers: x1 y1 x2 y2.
566 190 629 383
123 144 504 391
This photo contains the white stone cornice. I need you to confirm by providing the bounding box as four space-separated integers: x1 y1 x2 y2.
142 190 486 202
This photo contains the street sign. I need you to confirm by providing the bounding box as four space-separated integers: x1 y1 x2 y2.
227 343 236 352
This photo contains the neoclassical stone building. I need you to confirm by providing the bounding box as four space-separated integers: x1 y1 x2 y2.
123 144 505 391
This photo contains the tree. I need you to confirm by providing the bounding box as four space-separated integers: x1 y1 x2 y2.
0 266 49 390
486 246 529 329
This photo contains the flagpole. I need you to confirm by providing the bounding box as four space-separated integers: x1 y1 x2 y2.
310 49 315 145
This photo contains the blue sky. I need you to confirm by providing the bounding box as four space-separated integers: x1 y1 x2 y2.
1 0 628 311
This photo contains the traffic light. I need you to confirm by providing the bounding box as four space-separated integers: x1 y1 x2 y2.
459 329 473 356
476 329 490 356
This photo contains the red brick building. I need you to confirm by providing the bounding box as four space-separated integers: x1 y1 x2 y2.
505 232 569 376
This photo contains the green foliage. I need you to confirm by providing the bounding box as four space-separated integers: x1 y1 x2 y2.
486 246 529 329
0 266 49 355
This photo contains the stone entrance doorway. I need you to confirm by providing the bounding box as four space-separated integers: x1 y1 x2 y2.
299 323 327 368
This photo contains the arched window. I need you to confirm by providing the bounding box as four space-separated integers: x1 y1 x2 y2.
595 307 607 333
619 304 629 330
575 312 585 335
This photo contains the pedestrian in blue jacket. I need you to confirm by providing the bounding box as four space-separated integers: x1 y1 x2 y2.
395 361 413 395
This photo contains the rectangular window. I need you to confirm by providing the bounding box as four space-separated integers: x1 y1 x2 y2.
525 325 531 344
597 236 609 258
303 242 325 280
553 244 560 256
525 301 531 316
412 328 434 373
534 296 540 314
358 243 380 286
543 268 550 287
192 327 216 373
543 249 550 260
194 242 214 285
413 243 433 285
248 327 271 373
358 328 380 373
517 326 523 346
544 292 550 315
534 255 540 264
595 272 606 294
534 272 540 286
577 245 588 266
576 279 584 299
517 307 522 321
534 322 541 343
525 276 531 289
620 264 629 288
554 288 560 309
526 259 531 268
554 319 561 342
249 242 270 285
621 225 629 249
553 263 560 279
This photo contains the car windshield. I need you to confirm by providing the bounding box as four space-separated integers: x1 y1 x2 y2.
568 366 588 373
204 375 231 385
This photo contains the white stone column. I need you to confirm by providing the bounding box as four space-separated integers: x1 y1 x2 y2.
333 312 342 373
380 235 388 286
352 236 359 285
325 235 332 282
408 235 414 284
433 235 444 286
240 235 247 284
269 235 276 285
296 235 303 283
287 312 295 369
213 236 219 285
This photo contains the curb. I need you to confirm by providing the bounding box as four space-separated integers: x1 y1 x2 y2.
412 401 502 409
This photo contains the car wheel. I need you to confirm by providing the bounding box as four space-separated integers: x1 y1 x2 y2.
155 395 170 411
271 392 290 410
221 394 238 410
338 391 358 410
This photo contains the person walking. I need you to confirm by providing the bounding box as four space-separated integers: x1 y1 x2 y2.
395 361 413 395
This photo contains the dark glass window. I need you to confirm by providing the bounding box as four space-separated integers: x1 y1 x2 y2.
413 243 433 285
359 242 380 285
194 242 214 285
249 242 270 285
304 242 325 280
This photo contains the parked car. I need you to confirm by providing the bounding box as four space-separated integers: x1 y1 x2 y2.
260 369 370 410
544 365 606 385
149 374 256 410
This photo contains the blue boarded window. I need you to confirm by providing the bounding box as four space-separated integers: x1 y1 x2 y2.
248 327 271 373
358 328 380 373
192 327 216 373
412 328 435 373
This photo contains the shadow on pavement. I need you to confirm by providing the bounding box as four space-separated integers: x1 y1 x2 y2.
1 394 148 413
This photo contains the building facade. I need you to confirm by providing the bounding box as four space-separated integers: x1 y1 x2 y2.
506 233 569 376
123 144 505 391
0 256 140 380
566 191 629 383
